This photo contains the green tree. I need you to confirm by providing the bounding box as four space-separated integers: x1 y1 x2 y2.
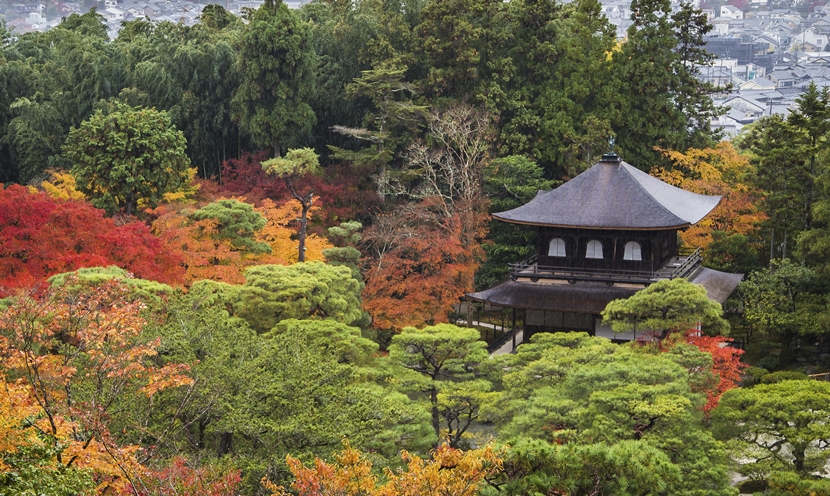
601 278 729 337
234 262 365 333
328 65 426 186
115 16 244 179
190 199 271 253
64 103 192 215
611 0 720 167
0 22 34 184
739 259 824 366
146 286 432 490
487 332 736 496
416 0 513 112
262 148 321 262
3 98 64 183
483 438 680 496
788 82 830 232
672 1 723 147
739 116 811 259
478 155 557 289
713 379 830 477
1 11 122 183
233 0 315 157
502 0 617 177
299 0 420 158
388 324 490 445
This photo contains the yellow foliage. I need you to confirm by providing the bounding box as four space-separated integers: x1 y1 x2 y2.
0 375 43 471
268 442 504 496
38 169 86 201
257 198 333 263
606 37 625 61
654 142 767 249
161 167 200 204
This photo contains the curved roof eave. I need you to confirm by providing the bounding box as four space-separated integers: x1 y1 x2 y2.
492 158 722 229
489 216 693 231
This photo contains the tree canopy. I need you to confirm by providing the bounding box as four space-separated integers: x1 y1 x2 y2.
64 103 193 215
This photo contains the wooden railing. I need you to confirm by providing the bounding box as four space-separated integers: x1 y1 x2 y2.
669 247 702 279
509 248 703 285
510 255 659 284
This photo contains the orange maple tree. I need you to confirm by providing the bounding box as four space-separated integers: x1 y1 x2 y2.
151 201 284 285
0 185 184 292
0 278 194 492
361 199 484 331
654 142 766 249
267 442 503 496
256 198 333 264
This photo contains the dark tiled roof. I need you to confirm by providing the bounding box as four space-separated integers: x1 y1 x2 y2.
466 268 743 312
687 267 744 303
493 156 721 230
466 280 641 313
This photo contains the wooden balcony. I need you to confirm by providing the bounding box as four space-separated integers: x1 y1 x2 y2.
509 248 702 285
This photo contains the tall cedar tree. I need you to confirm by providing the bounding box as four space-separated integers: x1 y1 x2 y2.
611 0 721 168
233 0 315 157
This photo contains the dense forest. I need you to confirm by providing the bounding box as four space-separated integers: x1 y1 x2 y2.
4 0 830 494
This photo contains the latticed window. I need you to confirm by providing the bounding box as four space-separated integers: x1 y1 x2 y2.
624 241 642 261
585 239 603 259
548 238 566 257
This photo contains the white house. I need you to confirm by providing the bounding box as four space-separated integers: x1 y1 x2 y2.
25 11 47 30
720 5 744 20
103 7 125 21
798 28 829 52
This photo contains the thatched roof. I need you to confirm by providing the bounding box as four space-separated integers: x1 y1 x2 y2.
493 154 722 230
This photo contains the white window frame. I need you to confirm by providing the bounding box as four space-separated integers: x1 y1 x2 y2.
624 241 642 261
585 239 603 259
548 238 566 257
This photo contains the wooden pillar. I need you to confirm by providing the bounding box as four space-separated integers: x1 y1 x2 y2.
466 298 473 327
512 307 517 352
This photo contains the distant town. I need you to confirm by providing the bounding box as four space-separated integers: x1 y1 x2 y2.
0 0 309 37
2 0 827 136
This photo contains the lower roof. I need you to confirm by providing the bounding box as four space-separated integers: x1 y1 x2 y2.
466 267 743 313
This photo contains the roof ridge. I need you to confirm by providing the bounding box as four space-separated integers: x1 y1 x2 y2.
620 161 722 225
617 162 689 227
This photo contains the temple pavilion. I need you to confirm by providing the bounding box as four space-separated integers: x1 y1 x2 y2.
467 152 743 343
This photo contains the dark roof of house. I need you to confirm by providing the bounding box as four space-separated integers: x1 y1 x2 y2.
466 268 743 312
492 154 722 230
467 280 641 313
686 266 744 303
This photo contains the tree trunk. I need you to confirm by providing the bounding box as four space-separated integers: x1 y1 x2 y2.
430 385 440 444
218 431 233 456
298 200 309 262
779 329 795 366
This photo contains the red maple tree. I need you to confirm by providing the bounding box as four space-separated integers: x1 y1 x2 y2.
0 185 184 292
646 330 747 414
684 331 748 413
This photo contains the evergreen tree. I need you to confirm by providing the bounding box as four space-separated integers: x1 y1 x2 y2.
233 0 315 157
502 0 616 178
611 0 720 168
